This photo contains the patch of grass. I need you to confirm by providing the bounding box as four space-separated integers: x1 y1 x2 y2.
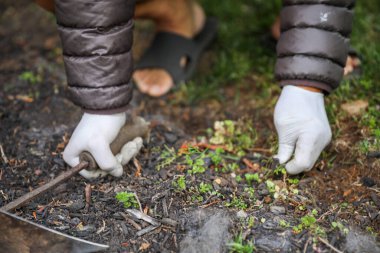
115 191 139 209
180 0 281 103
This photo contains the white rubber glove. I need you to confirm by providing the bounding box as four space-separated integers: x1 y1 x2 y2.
63 112 127 178
273 86 332 175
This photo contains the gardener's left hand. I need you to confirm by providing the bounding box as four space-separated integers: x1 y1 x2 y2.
273 85 332 175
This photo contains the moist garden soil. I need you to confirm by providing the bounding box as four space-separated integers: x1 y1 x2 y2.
0 2 379 253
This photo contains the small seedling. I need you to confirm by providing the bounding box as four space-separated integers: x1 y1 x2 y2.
19 71 42 85
115 191 139 209
293 209 326 237
331 221 349 235
279 219 290 228
172 176 186 191
225 194 248 209
265 180 276 194
287 178 299 185
244 187 255 199
199 182 213 194
245 173 260 184
227 233 255 253
156 146 178 171
273 166 286 176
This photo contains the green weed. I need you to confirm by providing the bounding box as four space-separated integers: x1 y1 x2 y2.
172 176 186 191
227 233 255 253
115 191 139 209
156 146 178 171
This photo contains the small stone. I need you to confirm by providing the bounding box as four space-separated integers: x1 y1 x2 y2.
236 210 248 219
76 224 96 234
270 206 286 215
164 132 177 143
258 183 270 196
158 168 169 180
263 221 277 230
68 200 85 211
361 177 376 187
264 196 272 204
53 183 67 194
70 217 81 225
214 177 228 187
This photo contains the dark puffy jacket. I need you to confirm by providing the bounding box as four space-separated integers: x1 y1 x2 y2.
55 0 136 113
275 0 355 92
55 0 354 114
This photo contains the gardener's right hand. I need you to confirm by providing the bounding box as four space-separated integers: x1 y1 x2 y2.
273 85 332 175
63 112 127 179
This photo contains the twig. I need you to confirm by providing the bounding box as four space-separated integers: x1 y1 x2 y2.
160 218 177 227
85 184 92 212
136 225 159 237
318 237 344 253
0 169 3 181
251 148 272 153
173 234 178 250
120 212 142 230
200 200 221 208
133 158 142 177
242 158 260 172
303 237 312 253
134 192 143 213
317 205 338 222
96 219 106 234
125 209 160 226
162 198 168 217
168 198 173 211
0 144 8 164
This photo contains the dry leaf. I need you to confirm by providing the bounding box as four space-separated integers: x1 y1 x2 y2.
341 100 368 116
139 242 150 251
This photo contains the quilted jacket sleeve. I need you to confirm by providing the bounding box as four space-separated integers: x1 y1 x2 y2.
55 0 136 113
275 0 355 93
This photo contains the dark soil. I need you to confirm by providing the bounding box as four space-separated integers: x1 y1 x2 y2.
1 2 379 253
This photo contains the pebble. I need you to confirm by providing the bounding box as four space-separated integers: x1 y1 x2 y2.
76 225 96 235
236 210 248 219
262 221 277 230
257 183 270 196
70 217 81 225
270 206 286 215
158 168 169 180
180 211 231 253
264 196 272 204
214 177 228 187
255 231 292 252
164 132 177 143
68 200 85 211
361 176 376 187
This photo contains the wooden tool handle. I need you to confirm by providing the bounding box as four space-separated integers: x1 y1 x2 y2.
79 116 149 170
